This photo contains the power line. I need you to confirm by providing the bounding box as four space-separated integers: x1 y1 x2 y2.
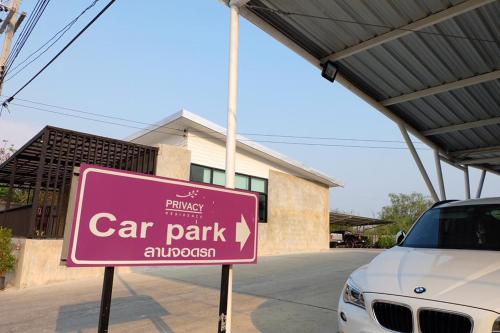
246 4 500 45
4 0 51 75
8 102 431 151
7 95 427 146
5 0 101 82
1 0 116 106
4 0 45 71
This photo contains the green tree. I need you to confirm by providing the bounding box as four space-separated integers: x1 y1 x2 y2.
377 192 433 235
0 227 16 276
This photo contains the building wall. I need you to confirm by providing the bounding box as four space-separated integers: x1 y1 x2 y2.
188 132 289 179
186 133 331 255
155 144 191 180
259 170 330 255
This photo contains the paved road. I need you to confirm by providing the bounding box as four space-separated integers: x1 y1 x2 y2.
0 249 380 333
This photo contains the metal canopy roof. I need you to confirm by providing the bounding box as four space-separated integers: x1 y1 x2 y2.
330 212 393 227
231 0 500 175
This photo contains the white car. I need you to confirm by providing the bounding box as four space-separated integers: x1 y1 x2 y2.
338 197 500 333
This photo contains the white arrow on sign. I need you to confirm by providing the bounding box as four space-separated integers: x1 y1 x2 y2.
235 214 251 251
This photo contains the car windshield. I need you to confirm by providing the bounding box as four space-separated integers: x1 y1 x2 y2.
402 204 500 251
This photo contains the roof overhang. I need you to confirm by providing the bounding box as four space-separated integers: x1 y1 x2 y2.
223 0 500 176
127 109 342 187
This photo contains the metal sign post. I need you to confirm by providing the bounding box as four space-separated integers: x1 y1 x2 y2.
98 267 115 333
217 265 231 332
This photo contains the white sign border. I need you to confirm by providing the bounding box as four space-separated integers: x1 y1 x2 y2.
70 167 259 266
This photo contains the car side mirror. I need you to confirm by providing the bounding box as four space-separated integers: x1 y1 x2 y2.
396 230 406 245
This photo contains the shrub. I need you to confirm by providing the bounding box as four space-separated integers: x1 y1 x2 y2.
376 235 397 249
0 227 16 276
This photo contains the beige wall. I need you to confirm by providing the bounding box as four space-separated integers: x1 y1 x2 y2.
259 170 330 256
154 143 330 256
155 144 191 180
7 238 131 289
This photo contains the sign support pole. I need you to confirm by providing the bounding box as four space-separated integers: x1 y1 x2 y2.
98 267 115 333
219 3 239 333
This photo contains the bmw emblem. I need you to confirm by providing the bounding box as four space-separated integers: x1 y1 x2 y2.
414 287 426 294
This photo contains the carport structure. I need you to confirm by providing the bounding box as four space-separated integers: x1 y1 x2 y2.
218 1 499 331
330 212 393 229
223 0 500 202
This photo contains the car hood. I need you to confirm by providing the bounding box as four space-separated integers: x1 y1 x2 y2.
351 247 500 313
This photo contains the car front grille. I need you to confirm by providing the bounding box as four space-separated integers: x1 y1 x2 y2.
419 309 473 333
372 301 413 333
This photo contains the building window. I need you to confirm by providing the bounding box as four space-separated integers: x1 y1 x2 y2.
190 164 211 183
212 170 226 186
189 164 268 223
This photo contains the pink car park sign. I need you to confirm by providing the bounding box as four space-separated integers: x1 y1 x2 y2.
67 164 258 267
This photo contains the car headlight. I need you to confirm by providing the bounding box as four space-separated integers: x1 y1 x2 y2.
343 279 365 309
493 316 500 333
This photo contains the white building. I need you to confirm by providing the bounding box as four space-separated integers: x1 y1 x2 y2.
128 110 342 255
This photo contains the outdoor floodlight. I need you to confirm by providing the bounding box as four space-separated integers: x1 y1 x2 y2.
321 60 338 83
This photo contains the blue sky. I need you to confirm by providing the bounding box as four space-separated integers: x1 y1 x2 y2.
1 0 499 216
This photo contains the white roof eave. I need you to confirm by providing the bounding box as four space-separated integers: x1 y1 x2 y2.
126 109 343 188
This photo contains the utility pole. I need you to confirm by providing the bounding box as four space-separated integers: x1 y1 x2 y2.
0 0 26 95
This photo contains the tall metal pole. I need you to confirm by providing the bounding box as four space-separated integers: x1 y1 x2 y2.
399 125 439 202
476 170 486 199
219 4 239 333
433 151 446 200
464 166 471 199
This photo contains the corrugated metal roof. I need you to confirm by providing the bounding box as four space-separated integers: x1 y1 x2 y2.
240 0 500 174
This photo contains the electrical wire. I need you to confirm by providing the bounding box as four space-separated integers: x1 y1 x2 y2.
1 0 116 105
6 95 427 146
4 0 51 75
4 0 45 70
8 102 431 151
4 0 100 82
246 4 500 45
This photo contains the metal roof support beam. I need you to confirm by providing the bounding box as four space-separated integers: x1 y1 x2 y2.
219 4 239 333
320 0 495 63
381 70 500 106
464 166 471 199
434 150 446 200
422 116 500 136
459 157 500 165
476 170 486 198
440 155 466 172
450 145 500 158
400 125 439 202
228 0 251 7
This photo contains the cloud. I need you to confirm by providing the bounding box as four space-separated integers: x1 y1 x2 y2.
0 119 41 148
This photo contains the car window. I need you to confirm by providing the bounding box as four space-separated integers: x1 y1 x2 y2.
402 204 500 251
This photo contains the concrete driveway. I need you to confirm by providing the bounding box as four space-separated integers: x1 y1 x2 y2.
0 249 380 333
